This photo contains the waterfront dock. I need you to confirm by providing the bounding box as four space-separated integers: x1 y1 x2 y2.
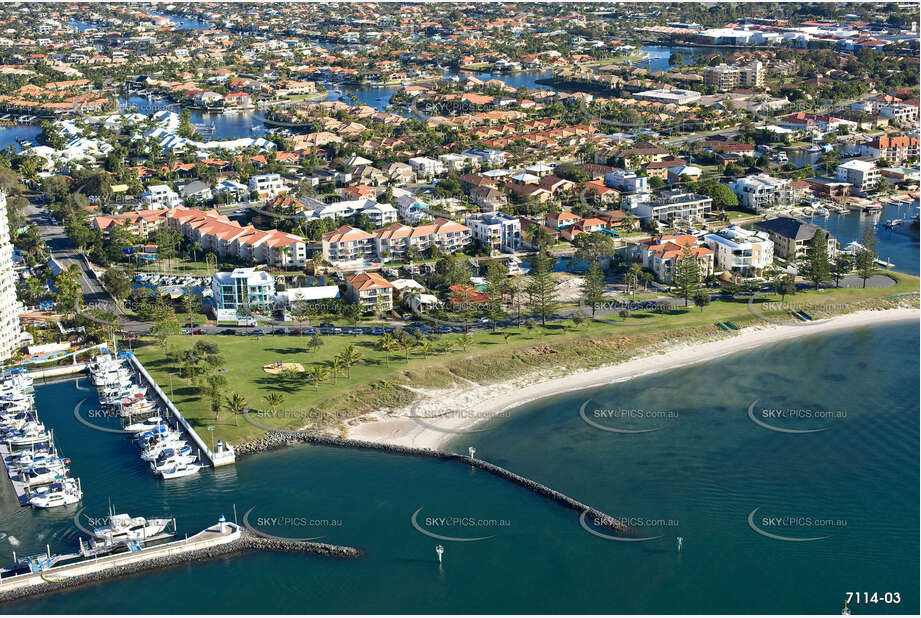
127 353 235 467
0 519 360 604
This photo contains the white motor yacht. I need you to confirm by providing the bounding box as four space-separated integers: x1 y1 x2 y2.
5 422 51 447
92 512 172 542
124 416 164 434
19 462 68 486
150 446 196 473
158 462 201 479
29 479 82 508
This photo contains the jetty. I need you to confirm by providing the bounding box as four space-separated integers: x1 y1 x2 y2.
237 430 633 537
0 517 361 604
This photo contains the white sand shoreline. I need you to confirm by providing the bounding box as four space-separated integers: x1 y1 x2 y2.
344 307 919 451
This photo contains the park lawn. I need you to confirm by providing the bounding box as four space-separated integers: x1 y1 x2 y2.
132 272 918 446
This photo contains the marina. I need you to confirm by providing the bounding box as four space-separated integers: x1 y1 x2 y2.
0 370 82 508
83 351 234 476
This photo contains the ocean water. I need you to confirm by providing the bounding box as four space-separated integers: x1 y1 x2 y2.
0 321 917 614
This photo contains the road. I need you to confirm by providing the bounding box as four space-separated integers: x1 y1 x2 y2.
23 196 149 333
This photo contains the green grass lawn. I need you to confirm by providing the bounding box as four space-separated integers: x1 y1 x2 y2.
131 272 918 446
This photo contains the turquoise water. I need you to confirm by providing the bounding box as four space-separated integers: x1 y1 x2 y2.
803 203 919 276
1 321 917 613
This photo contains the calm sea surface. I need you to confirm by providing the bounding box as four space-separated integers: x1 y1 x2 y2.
1 321 916 614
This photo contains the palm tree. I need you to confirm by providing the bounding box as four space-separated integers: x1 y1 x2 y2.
224 392 248 427
399 338 414 363
339 344 363 379
458 333 473 351
305 366 328 391
328 357 345 385
264 392 285 412
416 339 433 358
376 333 397 366
503 332 511 344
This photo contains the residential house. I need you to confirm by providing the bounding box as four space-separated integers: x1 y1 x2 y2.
753 217 836 259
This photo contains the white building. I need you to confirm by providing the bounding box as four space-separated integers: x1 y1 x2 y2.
465 212 521 254
142 184 182 208
210 268 276 322
728 174 794 212
605 168 648 193
704 226 774 276
0 192 21 361
248 173 287 199
633 89 701 105
835 160 880 194
407 157 446 179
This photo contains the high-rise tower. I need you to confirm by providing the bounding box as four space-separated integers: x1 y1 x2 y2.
0 191 22 362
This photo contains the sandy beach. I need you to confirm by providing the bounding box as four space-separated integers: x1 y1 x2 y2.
344 307 919 451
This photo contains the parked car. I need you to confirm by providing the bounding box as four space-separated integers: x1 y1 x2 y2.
320 322 335 328
192 329 204 335
370 327 384 335
331 327 343 334
251 329 266 336
301 328 315 335
438 326 453 334
218 329 235 335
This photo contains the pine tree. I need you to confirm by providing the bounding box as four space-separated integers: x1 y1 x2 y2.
854 227 877 288
801 232 830 290
581 261 606 317
525 252 558 326
672 246 700 308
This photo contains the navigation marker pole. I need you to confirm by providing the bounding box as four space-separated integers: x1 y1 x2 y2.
435 544 444 564
676 536 683 552
468 446 476 460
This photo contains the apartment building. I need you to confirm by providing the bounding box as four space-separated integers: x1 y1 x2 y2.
465 212 521 254
835 160 880 194
858 135 920 164
165 207 306 267
345 272 393 313
0 192 21 361
321 226 377 263
753 217 837 260
211 268 276 322
372 218 472 260
634 190 713 223
703 61 764 91
639 234 714 283
248 173 287 199
93 208 169 238
704 226 774 276
728 174 794 212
